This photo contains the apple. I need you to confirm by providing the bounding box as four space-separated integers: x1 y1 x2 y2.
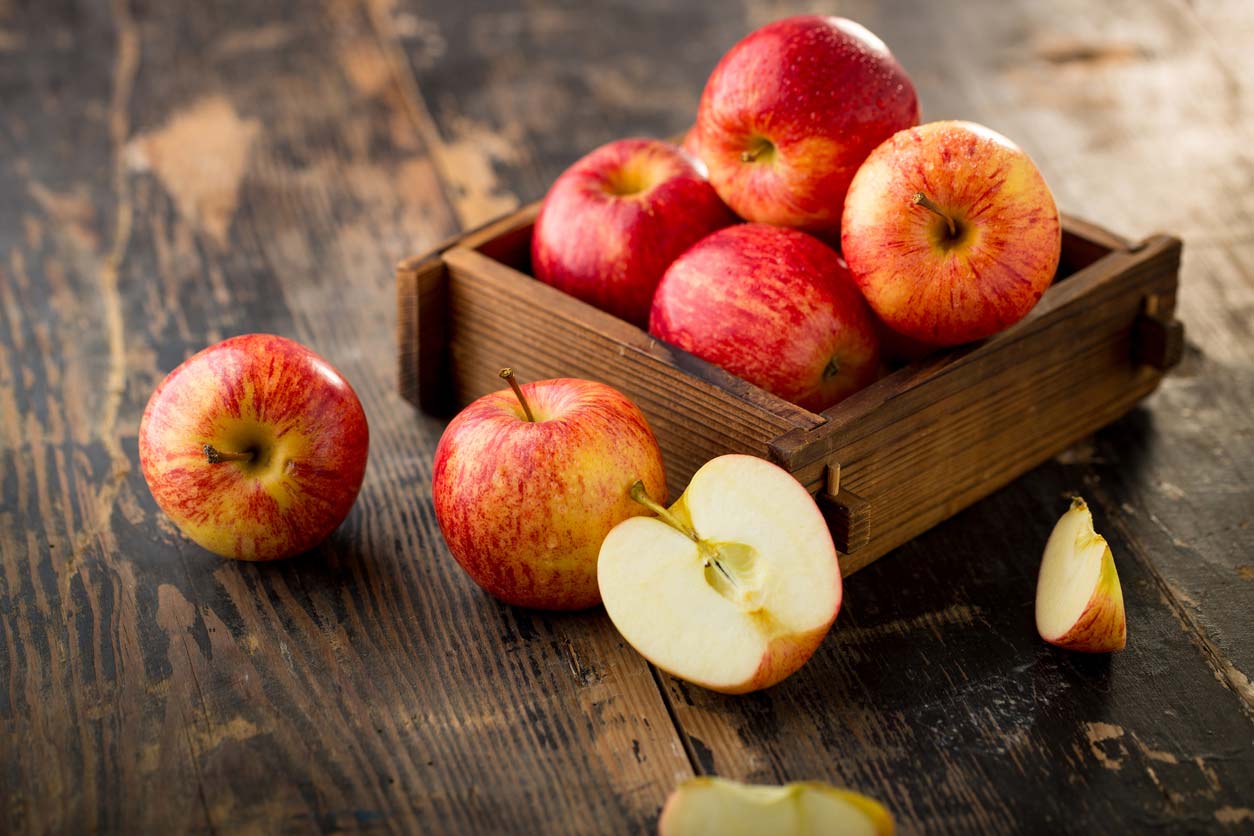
659 777 894 836
432 369 667 610
841 120 1062 347
650 223 880 413
598 454 841 694
1036 496 1127 653
138 334 369 561
694 15 919 238
531 137 734 328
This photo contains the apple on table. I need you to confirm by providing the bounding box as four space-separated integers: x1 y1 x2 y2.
660 777 894 836
598 454 842 694
650 223 881 413
432 369 667 611
694 15 919 239
138 333 369 561
1036 496 1127 653
531 137 734 328
842 120 1062 347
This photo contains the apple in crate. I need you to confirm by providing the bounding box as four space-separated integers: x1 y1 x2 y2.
650 223 880 413
841 121 1062 347
531 137 734 328
694 15 919 237
1036 497 1126 653
139 334 369 560
432 370 667 611
660 777 893 836
598 455 841 693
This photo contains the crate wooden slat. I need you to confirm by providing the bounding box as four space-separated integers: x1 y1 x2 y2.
397 201 1183 575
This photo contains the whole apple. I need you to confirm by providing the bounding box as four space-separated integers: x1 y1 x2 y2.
650 224 880 413
138 334 369 561
694 16 919 238
531 137 734 328
841 120 1062 346
432 371 667 610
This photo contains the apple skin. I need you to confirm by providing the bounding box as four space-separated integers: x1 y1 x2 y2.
138 334 369 561
841 120 1062 347
694 16 919 238
432 378 667 611
531 138 735 328
1044 548 1126 653
650 224 880 413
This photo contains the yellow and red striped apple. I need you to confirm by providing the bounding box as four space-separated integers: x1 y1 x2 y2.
598 455 842 694
842 121 1062 347
650 224 880 413
694 15 919 239
138 334 369 561
432 371 667 611
1036 497 1127 653
659 777 894 836
531 138 734 328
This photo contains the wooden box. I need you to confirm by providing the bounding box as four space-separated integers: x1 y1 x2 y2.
397 203 1183 574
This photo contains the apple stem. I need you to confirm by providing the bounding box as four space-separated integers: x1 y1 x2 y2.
499 368 535 422
739 138 772 163
912 192 957 238
203 444 252 464
629 481 699 544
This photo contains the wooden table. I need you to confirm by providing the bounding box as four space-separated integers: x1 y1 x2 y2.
3 1 1252 833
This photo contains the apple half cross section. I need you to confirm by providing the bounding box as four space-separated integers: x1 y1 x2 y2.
659 777 894 836
598 454 842 694
1035 497 1127 653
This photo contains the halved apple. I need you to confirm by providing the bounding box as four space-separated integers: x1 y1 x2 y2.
597 454 841 694
1035 496 1127 652
658 777 893 836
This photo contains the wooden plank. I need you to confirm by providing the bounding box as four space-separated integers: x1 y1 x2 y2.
0 1 695 834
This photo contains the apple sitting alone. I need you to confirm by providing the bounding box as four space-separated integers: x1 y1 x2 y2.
598 455 841 694
531 137 734 328
659 777 893 836
1036 497 1127 653
650 223 880 413
841 120 1062 347
694 15 919 238
432 370 667 610
138 333 369 560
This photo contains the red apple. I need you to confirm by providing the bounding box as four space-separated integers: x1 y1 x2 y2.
650 224 880 413
432 370 667 610
531 137 734 327
694 16 919 238
138 334 369 561
841 120 1062 346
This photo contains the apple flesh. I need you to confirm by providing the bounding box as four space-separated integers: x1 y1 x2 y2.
650 223 880 413
598 454 841 694
531 137 734 328
841 120 1062 347
694 15 919 238
432 373 667 611
1036 497 1127 653
659 777 894 836
138 334 369 561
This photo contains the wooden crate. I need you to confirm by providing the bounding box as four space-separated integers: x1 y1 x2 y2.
397 203 1183 574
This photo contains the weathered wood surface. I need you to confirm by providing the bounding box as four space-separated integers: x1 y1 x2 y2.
2 1 1252 835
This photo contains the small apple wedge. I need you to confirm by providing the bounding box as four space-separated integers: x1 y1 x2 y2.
1035 497 1127 653
658 777 893 836
597 454 841 694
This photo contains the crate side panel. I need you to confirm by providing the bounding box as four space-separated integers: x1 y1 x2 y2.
827 241 1181 573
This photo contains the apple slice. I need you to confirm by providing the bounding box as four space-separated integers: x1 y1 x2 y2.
659 777 893 836
1035 497 1127 652
597 454 841 694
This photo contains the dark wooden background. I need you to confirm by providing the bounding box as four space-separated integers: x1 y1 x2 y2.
2 0 1252 833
